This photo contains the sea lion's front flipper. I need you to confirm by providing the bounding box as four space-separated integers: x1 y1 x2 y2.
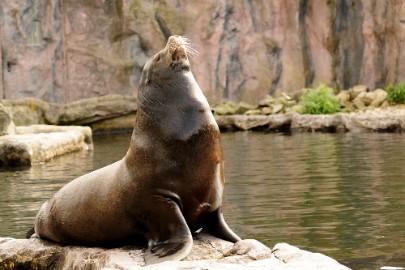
144 196 193 265
204 207 241 243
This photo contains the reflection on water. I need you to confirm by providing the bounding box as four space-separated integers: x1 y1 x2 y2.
0 133 131 239
0 132 404 270
221 132 405 270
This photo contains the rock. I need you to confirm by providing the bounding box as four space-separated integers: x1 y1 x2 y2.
358 89 389 108
340 104 356 113
258 95 275 107
0 125 92 167
212 102 239 115
291 114 346 132
336 91 351 107
261 107 273 115
244 109 262 115
0 234 350 270
380 100 390 108
275 96 289 106
362 91 377 106
344 114 405 132
215 107 405 132
285 104 304 114
349 85 369 100
223 239 272 261
285 100 297 108
58 95 137 125
90 114 136 133
272 243 351 270
215 115 293 132
2 1 405 104
0 99 51 126
272 103 284 114
234 115 274 130
0 103 15 135
15 125 93 148
352 92 367 110
212 101 253 115
281 92 292 101
2 95 137 128
370 89 388 107
215 116 240 131
0 1 145 104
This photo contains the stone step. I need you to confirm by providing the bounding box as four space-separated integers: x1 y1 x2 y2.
0 125 92 167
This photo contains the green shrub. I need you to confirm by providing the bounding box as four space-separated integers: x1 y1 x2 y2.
386 82 405 104
299 84 340 114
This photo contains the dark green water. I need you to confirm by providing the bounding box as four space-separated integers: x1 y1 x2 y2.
0 132 404 270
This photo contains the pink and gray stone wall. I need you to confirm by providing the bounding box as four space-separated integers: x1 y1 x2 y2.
1 0 405 104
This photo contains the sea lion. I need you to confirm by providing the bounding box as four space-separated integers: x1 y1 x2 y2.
28 35 241 264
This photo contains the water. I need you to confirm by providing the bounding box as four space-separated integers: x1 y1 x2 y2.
0 132 404 270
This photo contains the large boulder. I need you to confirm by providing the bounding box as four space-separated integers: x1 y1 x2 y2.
57 95 137 125
336 91 351 107
370 89 388 107
0 234 350 270
0 99 52 126
348 85 369 100
2 95 137 128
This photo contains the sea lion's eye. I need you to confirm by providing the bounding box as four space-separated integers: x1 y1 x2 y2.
156 55 161 62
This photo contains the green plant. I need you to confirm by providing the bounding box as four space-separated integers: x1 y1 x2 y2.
299 84 340 114
386 82 405 104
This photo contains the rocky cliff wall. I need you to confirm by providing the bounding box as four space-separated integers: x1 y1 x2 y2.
1 0 405 104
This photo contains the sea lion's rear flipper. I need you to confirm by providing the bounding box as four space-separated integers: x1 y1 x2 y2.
26 227 35 239
144 196 193 265
204 208 241 243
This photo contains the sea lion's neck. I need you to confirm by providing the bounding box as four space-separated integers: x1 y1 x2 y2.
135 71 216 140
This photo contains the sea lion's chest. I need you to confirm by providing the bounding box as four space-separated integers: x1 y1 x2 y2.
158 124 223 186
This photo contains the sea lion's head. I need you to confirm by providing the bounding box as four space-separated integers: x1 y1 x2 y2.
140 35 196 89
136 36 214 140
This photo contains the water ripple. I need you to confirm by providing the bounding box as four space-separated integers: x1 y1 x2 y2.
0 132 404 270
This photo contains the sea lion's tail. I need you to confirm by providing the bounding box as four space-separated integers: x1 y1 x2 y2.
26 227 35 239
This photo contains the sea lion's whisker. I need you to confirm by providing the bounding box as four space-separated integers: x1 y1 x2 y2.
186 46 199 60
180 36 199 60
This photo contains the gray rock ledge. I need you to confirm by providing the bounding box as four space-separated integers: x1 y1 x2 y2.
216 108 405 132
0 234 350 270
0 124 93 167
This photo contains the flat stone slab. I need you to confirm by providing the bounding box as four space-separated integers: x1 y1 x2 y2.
0 234 350 270
0 125 92 167
216 107 405 132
